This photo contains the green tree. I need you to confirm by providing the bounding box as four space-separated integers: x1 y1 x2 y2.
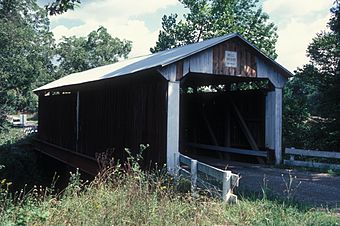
283 1 340 150
151 0 278 59
56 26 132 75
46 0 81 15
0 0 55 121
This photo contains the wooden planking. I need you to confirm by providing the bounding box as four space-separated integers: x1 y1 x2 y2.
33 138 98 175
167 81 181 173
179 168 191 178
158 64 177 81
183 49 213 76
197 161 225 180
176 60 184 80
284 160 340 170
38 93 77 151
274 88 283 164
38 72 168 168
177 153 239 203
186 143 267 157
78 73 168 166
212 39 257 77
179 154 192 167
265 91 275 150
256 56 287 88
285 148 340 159
284 148 340 170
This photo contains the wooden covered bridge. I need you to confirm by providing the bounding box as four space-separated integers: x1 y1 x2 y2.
34 33 292 175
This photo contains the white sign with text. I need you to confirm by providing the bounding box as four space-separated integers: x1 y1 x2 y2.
225 51 237 67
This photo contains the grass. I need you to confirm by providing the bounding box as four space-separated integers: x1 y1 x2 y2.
0 127 26 147
0 161 339 225
0 128 339 225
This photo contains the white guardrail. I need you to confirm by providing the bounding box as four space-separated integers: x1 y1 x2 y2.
284 147 340 170
175 153 239 203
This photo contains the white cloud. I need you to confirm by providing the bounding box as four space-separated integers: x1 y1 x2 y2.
275 14 331 72
263 0 333 72
50 0 178 57
263 0 331 18
51 0 334 72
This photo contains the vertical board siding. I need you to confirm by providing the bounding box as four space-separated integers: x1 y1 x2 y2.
256 57 287 88
176 61 184 80
38 93 77 150
166 81 180 173
38 73 168 167
183 49 213 76
265 91 275 150
274 88 283 164
158 64 177 81
78 74 168 166
212 39 257 77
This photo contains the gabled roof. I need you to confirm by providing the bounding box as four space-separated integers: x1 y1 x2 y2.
34 33 292 93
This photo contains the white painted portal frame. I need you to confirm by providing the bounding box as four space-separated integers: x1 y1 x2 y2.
166 81 180 173
265 88 283 165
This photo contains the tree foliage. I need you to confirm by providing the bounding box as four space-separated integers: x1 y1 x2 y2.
56 26 132 75
0 0 132 131
46 0 81 16
0 0 55 121
151 0 278 59
283 1 340 150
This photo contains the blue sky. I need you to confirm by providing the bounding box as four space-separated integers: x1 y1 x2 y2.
42 0 333 72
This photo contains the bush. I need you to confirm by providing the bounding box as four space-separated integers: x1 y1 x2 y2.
0 128 46 191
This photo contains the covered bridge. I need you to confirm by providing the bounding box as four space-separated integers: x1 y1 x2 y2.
34 33 292 175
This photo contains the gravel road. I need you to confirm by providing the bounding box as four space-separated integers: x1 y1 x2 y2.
194 155 340 208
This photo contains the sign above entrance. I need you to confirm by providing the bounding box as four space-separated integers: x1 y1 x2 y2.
225 51 237 68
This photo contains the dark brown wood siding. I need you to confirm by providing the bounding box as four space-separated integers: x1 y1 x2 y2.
78 74 168 166
212 39 257 77
38 93 77 150
38 73 168 167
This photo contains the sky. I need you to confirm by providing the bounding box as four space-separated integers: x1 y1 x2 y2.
43 0 334 73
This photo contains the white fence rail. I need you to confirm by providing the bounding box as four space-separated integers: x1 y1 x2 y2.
284 148 340 170
176 153 239 203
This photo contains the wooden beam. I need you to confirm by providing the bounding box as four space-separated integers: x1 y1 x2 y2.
167 81 180 174
201 107 224 159
265 91 275 150
284 160 340 171
186 143 267 157
228 98 265 164
76 91 80 152
285 148 340 159
201 108 218 146
33 138 98 175
274 88 283 165
229 99 259 151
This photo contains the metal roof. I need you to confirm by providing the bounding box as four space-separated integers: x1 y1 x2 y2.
34 33 292 92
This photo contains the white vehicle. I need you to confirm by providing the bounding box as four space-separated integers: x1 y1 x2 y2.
11 114 27 127
12 117 21 127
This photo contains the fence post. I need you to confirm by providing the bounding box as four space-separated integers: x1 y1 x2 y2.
173 152 179 176
191 160 197 195
222 171 230 202
290 147 295 161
